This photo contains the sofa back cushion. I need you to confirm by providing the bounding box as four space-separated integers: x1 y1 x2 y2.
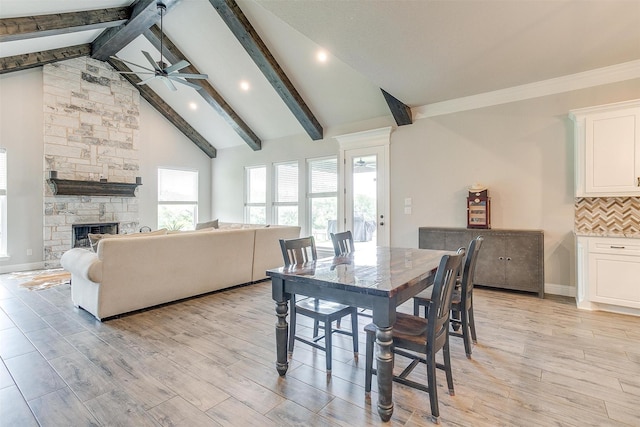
89 228 167 251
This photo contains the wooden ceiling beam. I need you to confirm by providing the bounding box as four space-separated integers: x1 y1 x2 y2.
381 89 412 126
0 7 130 42
0 44 91 74
143 25 261 150
208 0 323 140
109 58 217 158
92 0 181 61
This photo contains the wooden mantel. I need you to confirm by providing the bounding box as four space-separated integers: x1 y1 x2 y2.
47 177 141 197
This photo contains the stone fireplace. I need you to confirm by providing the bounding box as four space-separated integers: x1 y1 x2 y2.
43 57 140 267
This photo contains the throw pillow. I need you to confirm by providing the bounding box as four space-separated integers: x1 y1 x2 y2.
196 219 219 230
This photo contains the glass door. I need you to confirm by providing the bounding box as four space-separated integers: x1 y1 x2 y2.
344 146 388 248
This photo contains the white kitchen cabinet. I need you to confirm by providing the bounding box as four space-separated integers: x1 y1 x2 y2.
576 236 640 313
570 99 640 197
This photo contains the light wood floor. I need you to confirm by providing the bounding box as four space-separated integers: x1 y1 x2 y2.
1 273 639 426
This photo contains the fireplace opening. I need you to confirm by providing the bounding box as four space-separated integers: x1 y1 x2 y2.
72 223 119 248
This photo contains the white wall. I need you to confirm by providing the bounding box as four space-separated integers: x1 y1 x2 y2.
0 68 213 273
137 100 212 230
0 68 44 272
212 79 640 296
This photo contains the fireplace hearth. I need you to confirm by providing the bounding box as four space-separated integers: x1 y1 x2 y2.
72 223 119 249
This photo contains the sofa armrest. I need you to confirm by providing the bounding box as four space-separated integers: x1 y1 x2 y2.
60 248 103 283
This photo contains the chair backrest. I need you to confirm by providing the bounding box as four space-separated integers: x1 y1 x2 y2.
460 236 484 306
330 231 355 256
279 236 318 266
427 248 465 353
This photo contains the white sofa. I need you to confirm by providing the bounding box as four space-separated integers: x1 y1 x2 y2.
60 225 300 320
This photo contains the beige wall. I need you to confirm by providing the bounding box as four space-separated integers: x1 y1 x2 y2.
213 79 640 296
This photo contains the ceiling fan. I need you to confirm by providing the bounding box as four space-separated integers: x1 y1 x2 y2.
111 2 208 92
355 158 376 169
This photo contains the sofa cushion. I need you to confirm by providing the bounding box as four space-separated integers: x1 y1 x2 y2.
88 228 167 251
196 219 219 230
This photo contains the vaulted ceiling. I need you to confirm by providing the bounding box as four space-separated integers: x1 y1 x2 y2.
1 0 639 158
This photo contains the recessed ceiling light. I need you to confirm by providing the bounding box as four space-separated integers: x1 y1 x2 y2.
316 50 328 63
240 80 250 91
189 102 197 110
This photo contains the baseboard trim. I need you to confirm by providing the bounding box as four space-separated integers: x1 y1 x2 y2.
545 282 574 297
0 261 46 274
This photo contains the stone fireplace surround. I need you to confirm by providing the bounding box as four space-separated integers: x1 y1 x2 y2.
43 57 140 267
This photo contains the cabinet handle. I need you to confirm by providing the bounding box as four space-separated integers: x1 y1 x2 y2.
506 257 512 261
637 177 640 187
610 245 625 249
498 256 504 260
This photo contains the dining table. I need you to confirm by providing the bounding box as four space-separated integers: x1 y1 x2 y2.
267 246 451 422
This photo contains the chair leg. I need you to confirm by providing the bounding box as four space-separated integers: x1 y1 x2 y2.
288 299 297 356
325 319 332 374
350 308 359 356
468 300 478 344
451 308 461 331
442 337 455 396
313 319 320 339
426 351 440 423
413 299 421 316
460 307 473 358
364 330 374 393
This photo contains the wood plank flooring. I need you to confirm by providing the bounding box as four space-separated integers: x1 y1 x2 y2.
1 272 639 426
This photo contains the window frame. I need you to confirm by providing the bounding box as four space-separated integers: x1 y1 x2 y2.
244 165 267 224
272 160 300 226
306 156 338 248
157 167 199 231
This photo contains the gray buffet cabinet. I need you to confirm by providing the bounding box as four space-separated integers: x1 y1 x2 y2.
418 227 545 298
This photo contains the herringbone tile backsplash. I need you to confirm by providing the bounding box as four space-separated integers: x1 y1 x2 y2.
575 197 640 237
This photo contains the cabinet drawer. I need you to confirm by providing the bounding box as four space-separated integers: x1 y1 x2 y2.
588 238 640 256
589 252 640 308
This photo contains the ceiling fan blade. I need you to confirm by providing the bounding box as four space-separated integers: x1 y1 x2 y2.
162 77 178 92
142 51 162 71
163 60 190 74
137 75 157 86
169 77 203 90
172 73 208 79
109 56 156 73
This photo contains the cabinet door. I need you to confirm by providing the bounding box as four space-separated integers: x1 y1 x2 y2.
504 233 542 294
589 252 640 308
474 233 505 287
585 108 640 195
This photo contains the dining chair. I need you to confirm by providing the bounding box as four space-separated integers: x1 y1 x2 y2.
330 230 356 256
364 248 465 424
330 230 373 321
413 236 484 358
279 236 359 374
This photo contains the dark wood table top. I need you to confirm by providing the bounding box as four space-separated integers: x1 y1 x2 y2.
267 247 451 298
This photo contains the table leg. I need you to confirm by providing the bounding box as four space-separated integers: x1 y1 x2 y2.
376 325 394 421
275 299 289 376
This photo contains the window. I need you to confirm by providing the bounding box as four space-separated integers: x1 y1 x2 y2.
157 168 198 231
0 148 6 256
245 166 266 224
273 161 299 226
308 157 338 249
